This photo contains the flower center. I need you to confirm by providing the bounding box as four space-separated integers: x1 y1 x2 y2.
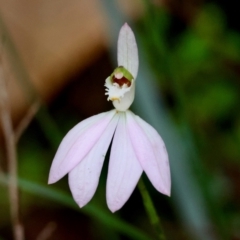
112 75 131 87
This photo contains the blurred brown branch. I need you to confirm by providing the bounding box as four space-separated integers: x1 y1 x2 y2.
0 51 24 240
36 222 57 240
15 100 40 143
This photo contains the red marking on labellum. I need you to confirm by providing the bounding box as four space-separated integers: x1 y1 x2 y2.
113 76 131 87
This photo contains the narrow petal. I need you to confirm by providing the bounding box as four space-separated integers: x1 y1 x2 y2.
117 23 138 79
48 110 116 184
126 111 171 196
107 112 143 212
69 113 120 208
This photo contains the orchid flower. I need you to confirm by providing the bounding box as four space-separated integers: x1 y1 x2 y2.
48 23 171 212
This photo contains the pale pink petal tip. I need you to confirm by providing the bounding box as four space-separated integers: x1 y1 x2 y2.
118 23 138 79
48 176 55 185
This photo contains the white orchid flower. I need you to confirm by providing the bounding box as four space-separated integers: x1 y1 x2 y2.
48 23 171 212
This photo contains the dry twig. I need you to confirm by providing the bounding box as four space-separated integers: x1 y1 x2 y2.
0 53 24 240
15 100 40 143
36 222 57 240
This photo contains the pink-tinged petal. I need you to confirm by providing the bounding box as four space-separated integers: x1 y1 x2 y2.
48 110 116 184
68 113 120 208
107 112 143 212
126 111 171 196
117 23 138 79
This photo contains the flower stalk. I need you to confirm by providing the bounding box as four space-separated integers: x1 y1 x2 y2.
138 178 166 240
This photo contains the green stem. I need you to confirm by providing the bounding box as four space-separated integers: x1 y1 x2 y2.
138 178 166 240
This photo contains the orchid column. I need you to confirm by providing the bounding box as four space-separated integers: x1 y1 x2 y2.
48 23 171 238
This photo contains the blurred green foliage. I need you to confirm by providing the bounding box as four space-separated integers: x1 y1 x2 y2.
138 2 240 239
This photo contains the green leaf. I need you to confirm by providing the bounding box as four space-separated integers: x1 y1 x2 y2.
0 175 152 240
